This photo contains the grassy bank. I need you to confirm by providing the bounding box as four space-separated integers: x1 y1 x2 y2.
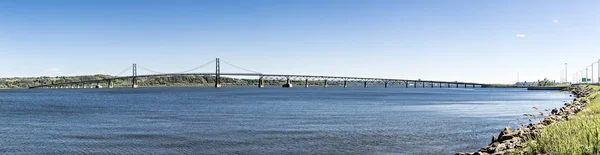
516 85 600 154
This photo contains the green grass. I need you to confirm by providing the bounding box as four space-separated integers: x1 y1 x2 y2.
516 85 600 154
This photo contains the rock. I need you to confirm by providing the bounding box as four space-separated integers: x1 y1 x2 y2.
499 132 517 141
479 146 492 153
491 136 498 143
491 151 505 155
495 143 506 152
506 141 517 149
551 108 559 115
503 127 512 133
565 115 572 121
455 152 474 155
474 152 489 155
498 127 513 139
491 142 500 147
510 137 522 143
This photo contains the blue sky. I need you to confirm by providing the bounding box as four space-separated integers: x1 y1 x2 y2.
0 0 598 84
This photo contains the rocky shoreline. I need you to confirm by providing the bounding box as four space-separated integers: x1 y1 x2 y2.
456 86 595 155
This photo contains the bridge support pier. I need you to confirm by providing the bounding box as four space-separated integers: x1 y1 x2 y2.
305 79 309 88
456 83 459 88
405 82 408 88
464 84 467 88
343 81 347 88
108 80 114 88
473 84 475 88
324 80 328 88
258 76 265 88
282 78 293 88
414 81 417 88
422 82 425 88
384 81 388 88
364 81 368 88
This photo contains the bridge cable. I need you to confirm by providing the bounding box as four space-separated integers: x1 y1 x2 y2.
220 60 261 74
113 66 133 76
138 66 168 74
137 59 216 75
179 60 216 73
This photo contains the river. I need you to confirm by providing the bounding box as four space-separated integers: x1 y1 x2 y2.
0 87 571 154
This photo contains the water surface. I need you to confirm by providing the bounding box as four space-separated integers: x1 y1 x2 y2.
0 87 571 154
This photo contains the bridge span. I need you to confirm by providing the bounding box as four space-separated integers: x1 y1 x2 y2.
29 58 488 89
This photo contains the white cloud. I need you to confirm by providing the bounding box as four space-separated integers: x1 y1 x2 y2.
552 20 559 23
516 34 526 38
44 68 62 74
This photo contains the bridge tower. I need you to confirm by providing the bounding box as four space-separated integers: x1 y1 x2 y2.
215 58 221 88
132 63 138 88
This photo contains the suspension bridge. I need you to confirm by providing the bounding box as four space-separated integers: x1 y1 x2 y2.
29 58 488 89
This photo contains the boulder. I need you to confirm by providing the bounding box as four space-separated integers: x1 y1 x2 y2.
491 136 498 143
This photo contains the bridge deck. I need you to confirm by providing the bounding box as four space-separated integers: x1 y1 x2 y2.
29 72 486 88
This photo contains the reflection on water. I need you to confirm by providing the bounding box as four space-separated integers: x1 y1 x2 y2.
0 88 571 154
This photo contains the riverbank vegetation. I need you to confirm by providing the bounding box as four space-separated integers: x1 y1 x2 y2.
516 85 600 154
0 75 352 88
0 75 256 88
535 78 556 86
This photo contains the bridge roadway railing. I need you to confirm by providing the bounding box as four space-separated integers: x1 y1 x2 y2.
29 72 486 88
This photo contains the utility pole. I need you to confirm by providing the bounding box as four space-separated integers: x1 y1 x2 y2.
560 70 563 83
565 63 568 83
585 69 587 83
592 63 595 83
